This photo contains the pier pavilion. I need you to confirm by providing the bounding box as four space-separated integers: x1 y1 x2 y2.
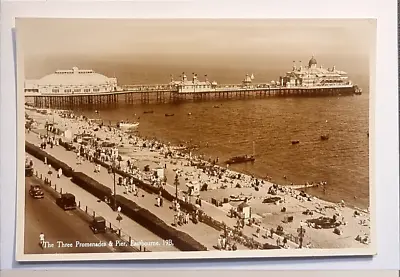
24 67 119 95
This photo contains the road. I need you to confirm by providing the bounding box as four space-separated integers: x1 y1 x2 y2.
25 176 136 254
25 151 179 252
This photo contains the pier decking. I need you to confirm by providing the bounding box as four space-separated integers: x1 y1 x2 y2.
25 84 358 108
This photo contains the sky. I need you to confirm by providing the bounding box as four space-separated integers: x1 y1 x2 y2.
16 18 375 83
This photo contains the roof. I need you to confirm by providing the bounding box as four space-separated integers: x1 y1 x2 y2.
308 56 317 67
172 79 212 86
238 201 250 209
29 67 116 86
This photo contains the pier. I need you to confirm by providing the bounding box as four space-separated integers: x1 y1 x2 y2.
25 84 358 109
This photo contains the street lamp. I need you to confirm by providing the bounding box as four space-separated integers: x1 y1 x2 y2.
174 173 179 200
108 160 117 211
297 221 306 248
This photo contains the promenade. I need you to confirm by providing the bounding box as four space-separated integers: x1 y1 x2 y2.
25 176 132 254
26 151 179 252
25 108 371 250
25 130 287 250
26 132 251 250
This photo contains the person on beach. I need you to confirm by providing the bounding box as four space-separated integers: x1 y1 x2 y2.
57 168 62 178
276 237 281 247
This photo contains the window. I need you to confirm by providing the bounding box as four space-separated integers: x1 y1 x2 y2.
84 88 90 93
64 89 71 93
74 89 81 92
52 89 59 93
93 88 100 92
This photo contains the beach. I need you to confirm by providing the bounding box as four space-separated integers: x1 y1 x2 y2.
24 106 371 249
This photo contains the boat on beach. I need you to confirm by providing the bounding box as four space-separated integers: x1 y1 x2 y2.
117 121 139 129
143 110 154 114
229 194 250 202
226 155 255 165
320 134 329 141
291 140 300 145
165 113 175 117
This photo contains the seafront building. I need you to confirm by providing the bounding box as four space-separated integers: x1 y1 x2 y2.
279 56 354 88
24 67 119 95
169 73 218 93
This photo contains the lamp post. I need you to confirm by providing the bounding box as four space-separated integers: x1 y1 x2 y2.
297 221 306 248
108 160 117 211
174 174 179 200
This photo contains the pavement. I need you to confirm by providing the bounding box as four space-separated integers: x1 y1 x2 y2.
25 176 136 254
25 152 179 252
25 131 247 251
27 130 297 250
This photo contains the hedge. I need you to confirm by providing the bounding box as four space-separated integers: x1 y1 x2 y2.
25 141 74 177
114 195 208 251
71 172 113 201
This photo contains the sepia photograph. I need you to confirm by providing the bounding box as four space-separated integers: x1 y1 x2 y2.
16 18 376 261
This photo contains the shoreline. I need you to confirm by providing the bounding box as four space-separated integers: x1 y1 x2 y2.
24 106 371 249
85 116 369 212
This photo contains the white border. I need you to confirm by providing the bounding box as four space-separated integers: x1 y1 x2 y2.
1 0 399 270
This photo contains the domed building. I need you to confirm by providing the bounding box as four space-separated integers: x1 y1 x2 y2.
24 67 119 95
308 56 318 68
279 55 354 88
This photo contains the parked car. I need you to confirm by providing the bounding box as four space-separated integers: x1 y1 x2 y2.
29 185 44 199
25 166 34 177
90 216 106 234
56 193 77 210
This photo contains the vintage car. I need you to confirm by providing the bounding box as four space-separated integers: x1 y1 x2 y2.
90 216 107 234
25 166 34 177
56 193 77 210
29 185 44 199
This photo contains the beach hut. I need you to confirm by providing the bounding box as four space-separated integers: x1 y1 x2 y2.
186 181 200 197
237 201 252 219
64 129 72 140
154 167 165 179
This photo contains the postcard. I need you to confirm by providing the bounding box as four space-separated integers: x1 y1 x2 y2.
15 18 376 262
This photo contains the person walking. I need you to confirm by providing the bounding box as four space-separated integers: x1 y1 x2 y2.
39 232 45 247
57 168 62 178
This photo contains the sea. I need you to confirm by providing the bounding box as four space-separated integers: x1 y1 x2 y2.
65 57 370 210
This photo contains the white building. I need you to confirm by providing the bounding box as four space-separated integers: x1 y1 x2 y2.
169 73 218 93
24 67 119 95
280 56 353 88
237 201 252 219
